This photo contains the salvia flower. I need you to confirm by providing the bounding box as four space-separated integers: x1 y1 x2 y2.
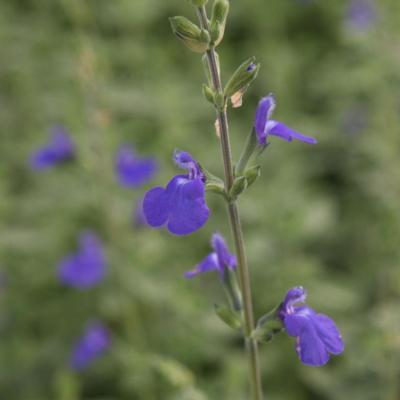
58 232 106 289
30 125 75 170
115 145 158 188
279 286 344 366
70 322 111 371
346 0 376 31
254 94 317 146
143 150 210 235
185 232 236 278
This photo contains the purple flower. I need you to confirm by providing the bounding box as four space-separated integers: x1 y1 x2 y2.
58 232 106 289
185 233 236 278
143 150 210 235
254 94 317 146
70 322 111 371
115 145 158 188
30 125 75 170
279 287 344 367
346 0 376 31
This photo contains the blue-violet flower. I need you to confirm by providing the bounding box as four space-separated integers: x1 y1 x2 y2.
254 94 317 145
185 232 236 278
30 125 75 170
115 145 158 188
143 150 210 235
58 232 106 289
346 0 376 31
279 286 344 366
70 322 111 371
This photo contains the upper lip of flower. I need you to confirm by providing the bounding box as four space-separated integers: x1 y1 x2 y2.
254 94 317 145
173 149 205 181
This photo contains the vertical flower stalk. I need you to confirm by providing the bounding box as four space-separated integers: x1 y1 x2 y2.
195 6 264 400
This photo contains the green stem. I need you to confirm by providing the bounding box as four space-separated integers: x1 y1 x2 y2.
196 6 264 400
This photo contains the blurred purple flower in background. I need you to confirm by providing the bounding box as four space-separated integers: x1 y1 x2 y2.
279 287 344 366
70 322 111 371
346 0 376 31
58 232 106 289
115 145 158 188
143 150 210 235
254 94 317 146
30 125 75 170
185 232 236 279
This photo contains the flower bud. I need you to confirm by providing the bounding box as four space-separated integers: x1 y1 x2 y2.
205 181 226 197
202 84 216 104
224 57 260 99
169 16 210 53
210 0 230 46
251 305 283 343
244 165 261 187
229 176 248 200
186 0 208 6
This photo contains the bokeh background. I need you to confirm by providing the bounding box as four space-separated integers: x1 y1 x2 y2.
1 0 400 399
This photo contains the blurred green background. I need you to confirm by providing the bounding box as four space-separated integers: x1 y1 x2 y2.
1 0 400 399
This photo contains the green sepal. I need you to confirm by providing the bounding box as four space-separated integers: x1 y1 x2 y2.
215 303 242 331
244 165 261 187
251 305 284 343
203 168 227 198
186 0 208 6
202 167 224 184
252 325 283 343
235 128 258 176
221 267 243 312
229 176 248 200
205 181 226 197
210 0 229 46
169 16 210 53
202 84 216 104
224 57 260 99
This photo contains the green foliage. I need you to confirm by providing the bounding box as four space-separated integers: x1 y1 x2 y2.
1 0 400 399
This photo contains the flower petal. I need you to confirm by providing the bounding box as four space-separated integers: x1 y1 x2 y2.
211 233 236 269
184 252 219 278
116 146 158 188
70 323 111 371
30 126 75 170
58 233 106 289
173 149 204 180
51 126 75 157
268 121 317 144
167 177 210 235
282 286 307 313
30 147 59 170
143 186 170 228
254 95 276 144
284 311 330 366
314 313 345 355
